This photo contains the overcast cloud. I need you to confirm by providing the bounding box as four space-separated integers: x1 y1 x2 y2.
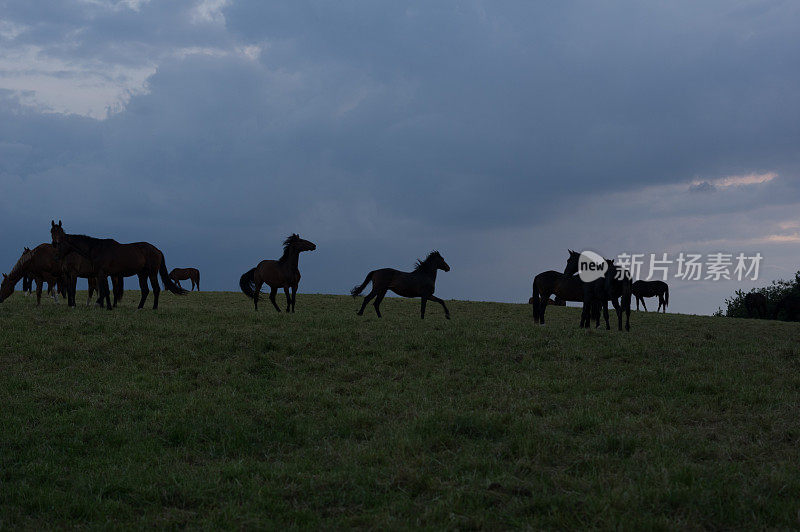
1 0 799 314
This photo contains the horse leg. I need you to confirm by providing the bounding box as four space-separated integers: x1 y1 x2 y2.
641 297 648 312
35 279 43 306
428 295 451 319
137 273 149 309
420 297 427 319
291 284 297 313
253 280 262 310
101 276 112 310
150 272 161 310
269 286 281 312
372 289 387 318
602 301 610 330
610 297 622 331
539 291 552 325
284 286 291 312
357 289 376 316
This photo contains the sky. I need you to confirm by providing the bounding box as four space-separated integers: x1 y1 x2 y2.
1 0 799 315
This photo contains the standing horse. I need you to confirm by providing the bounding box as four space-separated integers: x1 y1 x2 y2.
351 251 451 319
60 251 124 307
239 234 316 312
744 292 767 318
530 251 588 324
564 251 631 331
169 268 200 291
631 280 669 312
50 220 186 310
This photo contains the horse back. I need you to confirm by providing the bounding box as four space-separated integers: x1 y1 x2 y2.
254 259 294 287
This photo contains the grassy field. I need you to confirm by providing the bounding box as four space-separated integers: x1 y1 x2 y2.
1 291 800 529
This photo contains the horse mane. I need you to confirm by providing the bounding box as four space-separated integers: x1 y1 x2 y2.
279 234 301 262
8 249 33 278
414 250 440 271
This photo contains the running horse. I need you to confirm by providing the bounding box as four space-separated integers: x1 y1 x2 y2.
239 234 316 312
50 220 186 310
169 268 200 291
351 251 451 319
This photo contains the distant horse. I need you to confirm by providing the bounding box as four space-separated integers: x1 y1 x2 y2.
632 280 669 312
169 268 200 291
530 251 590 324
61 251 124 307
351 251 451 319
744 292 767 318
564 250 632 331
773 293 800 322
239 234 316 312
50 220 186 310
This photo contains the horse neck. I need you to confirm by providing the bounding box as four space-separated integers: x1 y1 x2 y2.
416 262 438 281
65 234 95 259
279 248 300 271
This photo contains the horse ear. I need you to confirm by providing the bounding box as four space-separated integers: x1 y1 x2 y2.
2 273 6 279
51 220 55 227
58 220 62 227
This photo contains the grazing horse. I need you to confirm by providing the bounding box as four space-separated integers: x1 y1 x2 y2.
0 245 63 305
50 220 186 310
564 251 632 331
632 280 669 312
60 251 124 307
744 292 767 318
351 251 451 319
169 268 200 291
239 234 316 312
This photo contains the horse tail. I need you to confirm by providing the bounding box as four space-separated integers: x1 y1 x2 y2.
530 277 540 320
240 268 257 300
350 271 374 297
663 284 669 309
159 257 188 295
196 270 200 290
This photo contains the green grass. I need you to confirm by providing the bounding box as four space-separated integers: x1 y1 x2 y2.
1 291 800 528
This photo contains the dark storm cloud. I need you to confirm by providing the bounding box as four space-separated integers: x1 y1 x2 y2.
1 1 799 310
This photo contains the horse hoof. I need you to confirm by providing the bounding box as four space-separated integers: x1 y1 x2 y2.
445 315 451 320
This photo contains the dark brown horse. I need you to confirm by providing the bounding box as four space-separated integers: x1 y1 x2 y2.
169 268 200 291
239 234 316 312
530 251 587 324
564 251 631 331
744 292 767 318
50 220 186 310
631 280 669 312
351 251 451 319
60 251 124 307
0 245 64 305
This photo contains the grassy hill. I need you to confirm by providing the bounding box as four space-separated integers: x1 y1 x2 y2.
1 291 799 528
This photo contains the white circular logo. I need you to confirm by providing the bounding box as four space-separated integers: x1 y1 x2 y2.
578 250 607 282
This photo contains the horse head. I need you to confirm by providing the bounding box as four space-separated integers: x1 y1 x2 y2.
50 220 68 259
284 233 316 253
0 272 12 302
564 249 580 275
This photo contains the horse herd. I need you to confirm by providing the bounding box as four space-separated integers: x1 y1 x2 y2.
0 221 672 329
